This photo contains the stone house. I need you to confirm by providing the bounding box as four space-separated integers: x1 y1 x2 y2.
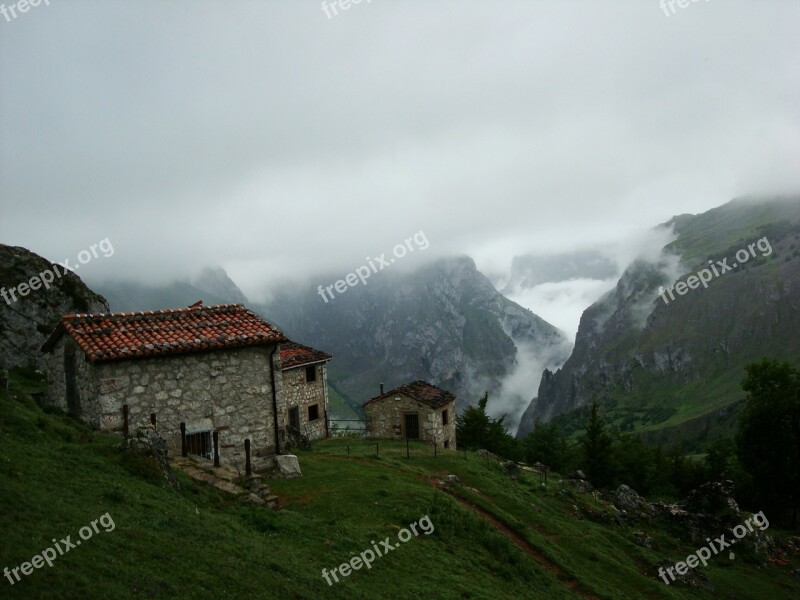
278 341 332 447
41 302 332 470
363 380 457 448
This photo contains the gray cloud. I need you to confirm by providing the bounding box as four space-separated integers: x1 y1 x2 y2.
1 0 798 305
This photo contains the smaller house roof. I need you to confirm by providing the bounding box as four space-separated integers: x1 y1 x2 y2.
41 303 287 362
363 380 455 409
280 341 332 370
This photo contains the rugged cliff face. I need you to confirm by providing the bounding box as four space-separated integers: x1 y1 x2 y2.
517 197 800 443
260 256 571 412
0 243 108 370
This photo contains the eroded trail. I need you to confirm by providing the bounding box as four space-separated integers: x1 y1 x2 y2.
430 478 600 600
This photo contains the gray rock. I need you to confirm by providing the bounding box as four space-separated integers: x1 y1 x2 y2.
125 426 180 491
0 243 108 371
444 474 462 486
613 484 642 512
502 460 520 479
275 454 302 478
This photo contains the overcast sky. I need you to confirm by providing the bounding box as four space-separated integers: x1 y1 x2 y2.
2 0 799 336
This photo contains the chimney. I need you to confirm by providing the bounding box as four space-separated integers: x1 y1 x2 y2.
380 383 384 395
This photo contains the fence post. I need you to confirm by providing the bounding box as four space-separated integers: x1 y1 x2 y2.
406 437 410 459
180 422 187 457
434 441 437 459
122 404 129 438
245 439 252 477
213 431 220 467
347 444 350 456
376 442 379 457
464 448 467 461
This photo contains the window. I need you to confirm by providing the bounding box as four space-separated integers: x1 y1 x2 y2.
404 413 420 439
442 408 449 426
308 404 319 421
305 365 317 382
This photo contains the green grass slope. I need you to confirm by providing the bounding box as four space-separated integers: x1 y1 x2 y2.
1 370 797 599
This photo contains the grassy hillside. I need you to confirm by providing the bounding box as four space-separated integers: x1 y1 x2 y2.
1 369 798 599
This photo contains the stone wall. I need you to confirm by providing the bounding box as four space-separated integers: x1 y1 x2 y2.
43 337 96 418
43 339 282 470
364 393 457 447
278 362 328 442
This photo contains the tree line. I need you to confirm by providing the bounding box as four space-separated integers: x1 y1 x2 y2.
456 358 799 528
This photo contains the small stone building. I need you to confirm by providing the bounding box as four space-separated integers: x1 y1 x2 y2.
41 302 332 470
363 380 457 448
278 341 332 446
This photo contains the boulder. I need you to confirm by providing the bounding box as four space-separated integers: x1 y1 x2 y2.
502 460 520 479
444 474 462 486
125 425 180 491
613 484 642 512
685 481 740 519
275 454 302 478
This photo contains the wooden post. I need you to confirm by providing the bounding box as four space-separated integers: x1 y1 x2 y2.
347 444 350 456
122 404 129 437
213 431 220 468
376 442 379 457
180 422 187 457
406 437 410 458
464 449 467 461
434 441 437 459
245 439 252 477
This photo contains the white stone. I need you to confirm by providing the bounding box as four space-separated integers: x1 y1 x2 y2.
276 454 302 478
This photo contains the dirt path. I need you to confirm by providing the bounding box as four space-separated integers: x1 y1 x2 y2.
430 478 600 600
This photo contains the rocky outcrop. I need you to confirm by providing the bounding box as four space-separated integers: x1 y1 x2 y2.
124 425 180 491
0 243 108 371
612 484 643 512
518 197 800 442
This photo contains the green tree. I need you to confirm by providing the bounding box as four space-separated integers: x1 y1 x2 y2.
522 420 571 472
704 438 735 482
580 401 615 488
613 434 657 494
736 359 800 527
456 393 520 460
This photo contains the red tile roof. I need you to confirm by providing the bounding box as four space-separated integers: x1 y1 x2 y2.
280 341 332 370
42 303 286 362
363 380 456 409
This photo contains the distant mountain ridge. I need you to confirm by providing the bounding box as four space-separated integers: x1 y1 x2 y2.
259 255 571 415
517 196 800 446
503 249 618 293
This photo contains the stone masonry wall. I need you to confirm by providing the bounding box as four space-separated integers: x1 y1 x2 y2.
278 362 328 441
43 337 97 419
44 340 282 470
365 393 457 447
